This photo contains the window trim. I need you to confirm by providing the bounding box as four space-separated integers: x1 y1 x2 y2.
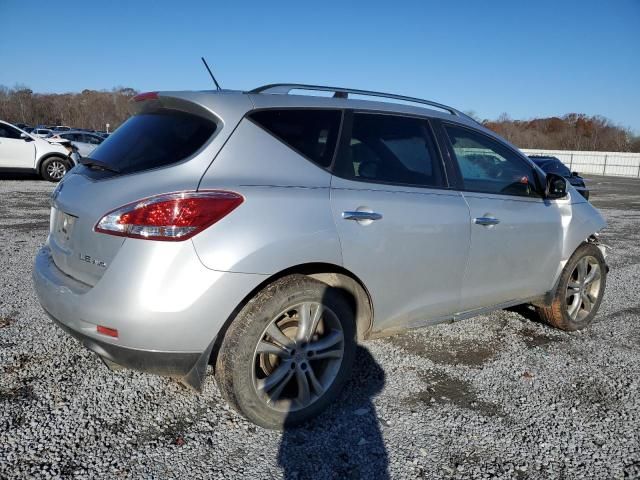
245 107 345 173
440 120 545 199
330 109 451 190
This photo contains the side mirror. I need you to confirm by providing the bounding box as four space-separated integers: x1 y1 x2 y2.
20 133 33 142
545 173 568 199
572 171 580 177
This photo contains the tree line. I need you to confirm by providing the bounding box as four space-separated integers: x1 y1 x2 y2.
482 113 640 153
1 85 638 152
0 85 136 131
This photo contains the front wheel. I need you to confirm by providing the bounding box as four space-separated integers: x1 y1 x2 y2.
40 156 70 182
537 242 607 331
215 275 356 429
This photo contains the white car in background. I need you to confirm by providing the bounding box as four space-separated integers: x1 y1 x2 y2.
0 121 76 181
32 128 54 138
49 131 104 157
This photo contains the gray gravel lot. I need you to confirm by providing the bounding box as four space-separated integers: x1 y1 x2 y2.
0 174 639 479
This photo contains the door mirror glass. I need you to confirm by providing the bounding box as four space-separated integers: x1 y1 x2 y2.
545 173 567 199
572 171 580 177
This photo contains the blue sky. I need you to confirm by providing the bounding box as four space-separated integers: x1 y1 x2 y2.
1 0 639 132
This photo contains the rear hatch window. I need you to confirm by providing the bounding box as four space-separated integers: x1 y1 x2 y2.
86 110 217 175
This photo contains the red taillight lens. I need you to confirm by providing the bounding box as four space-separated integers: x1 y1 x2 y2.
95 191 243 241
132 91 159 102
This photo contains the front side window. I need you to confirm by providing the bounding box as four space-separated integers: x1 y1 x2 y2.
0 124 22 139
445 124 538 197
249 109 341 168
334 113 444 188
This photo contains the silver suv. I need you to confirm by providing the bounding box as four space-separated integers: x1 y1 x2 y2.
33 84 608 429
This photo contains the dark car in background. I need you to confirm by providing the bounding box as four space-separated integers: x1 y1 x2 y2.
529 155 589 200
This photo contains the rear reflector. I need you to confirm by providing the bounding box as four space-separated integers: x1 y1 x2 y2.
133 91 159 102
95 191 243 241
97 325 119 338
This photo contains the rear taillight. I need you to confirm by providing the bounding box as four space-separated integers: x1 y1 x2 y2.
132 91 159 102
95 191 243 241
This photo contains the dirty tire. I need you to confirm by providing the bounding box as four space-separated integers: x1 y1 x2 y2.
214 274 356 430
40 156 70 182
537 242 607 331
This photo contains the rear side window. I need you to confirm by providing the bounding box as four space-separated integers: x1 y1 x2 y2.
249 109 341 168
89 110 217 174
334 113 445 188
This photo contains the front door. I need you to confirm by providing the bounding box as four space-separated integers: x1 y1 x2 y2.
442 123 563 312
331 112 470 333
0 124 35 168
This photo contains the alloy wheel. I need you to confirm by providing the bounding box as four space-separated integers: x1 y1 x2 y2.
566 255 602 322
47 160 67 180
252 302 345 413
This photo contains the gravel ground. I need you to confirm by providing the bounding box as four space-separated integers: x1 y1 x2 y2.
0 174 638 479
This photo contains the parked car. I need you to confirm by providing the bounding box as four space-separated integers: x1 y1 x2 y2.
31 128 54 138
529 155 589 199
49 130 104 157
33 85 608 429
51 125 71 132
0 120 76 181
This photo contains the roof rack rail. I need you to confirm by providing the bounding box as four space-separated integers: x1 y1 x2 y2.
249 83 475 121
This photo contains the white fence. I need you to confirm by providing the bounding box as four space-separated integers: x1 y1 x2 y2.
521 149 640 178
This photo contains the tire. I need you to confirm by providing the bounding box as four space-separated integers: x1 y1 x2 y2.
537 242 607 331
215 274 356 430
40 156 70 182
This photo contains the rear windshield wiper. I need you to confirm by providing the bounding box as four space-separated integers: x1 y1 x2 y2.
79 157 121 173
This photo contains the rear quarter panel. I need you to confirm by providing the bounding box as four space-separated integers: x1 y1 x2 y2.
194 119 342 274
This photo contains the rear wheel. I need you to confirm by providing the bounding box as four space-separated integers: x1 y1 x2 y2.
537 243 606 331
215 275 356 429
40 156 70 182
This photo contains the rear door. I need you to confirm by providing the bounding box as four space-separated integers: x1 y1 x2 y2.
441 122 563 311
0 123 34 168
331 112 470 333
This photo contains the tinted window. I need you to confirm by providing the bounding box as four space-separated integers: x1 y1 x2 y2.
445 125 538 197
0 124 22 139
250 109 341 168
89 110 217 174
335 113 444 187
85 134 103 145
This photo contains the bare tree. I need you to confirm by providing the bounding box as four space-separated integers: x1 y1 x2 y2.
0 84 137 131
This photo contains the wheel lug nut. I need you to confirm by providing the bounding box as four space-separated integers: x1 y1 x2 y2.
290 362 296 369
301 363 307 371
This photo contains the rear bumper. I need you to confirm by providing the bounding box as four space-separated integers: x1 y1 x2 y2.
33 241 267 354
47 309 200 378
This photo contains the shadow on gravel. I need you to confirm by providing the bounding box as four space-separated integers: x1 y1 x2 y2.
0 172 40 181
278 346 389 480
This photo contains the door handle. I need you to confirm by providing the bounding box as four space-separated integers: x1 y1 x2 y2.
342 211 383 221
474 217 500 226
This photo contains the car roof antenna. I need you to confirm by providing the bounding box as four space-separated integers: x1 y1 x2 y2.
201 57 222 91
